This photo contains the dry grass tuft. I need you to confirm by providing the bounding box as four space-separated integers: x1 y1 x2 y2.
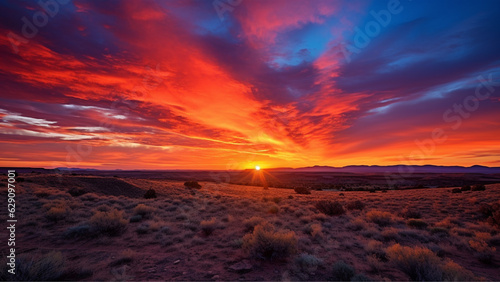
89 208 128 236
366 210 394 226
243 223 297 260
315 200 345 216
200 217 217 236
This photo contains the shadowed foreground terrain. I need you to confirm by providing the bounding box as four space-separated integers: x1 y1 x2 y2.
1 172 499 281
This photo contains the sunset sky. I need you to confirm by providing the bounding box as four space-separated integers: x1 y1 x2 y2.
1 0 499 170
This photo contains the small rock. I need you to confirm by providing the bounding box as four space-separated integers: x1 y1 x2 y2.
229 260 253 273
212 275 220 280
174 260 180 265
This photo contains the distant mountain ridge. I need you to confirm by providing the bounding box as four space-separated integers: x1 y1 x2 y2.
3 165 500 174
269 165 500 174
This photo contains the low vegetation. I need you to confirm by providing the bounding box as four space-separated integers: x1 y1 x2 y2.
346 200 365 211
366 210 394 226
294 186 311 194
184 181 202 189
143 188 157 199
200 217 217 236
89 209 128 236
315 200 345 216
243 223 297 260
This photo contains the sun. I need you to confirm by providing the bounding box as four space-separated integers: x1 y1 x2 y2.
255 165 261 171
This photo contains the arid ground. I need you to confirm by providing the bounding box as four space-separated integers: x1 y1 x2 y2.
1 172 499 281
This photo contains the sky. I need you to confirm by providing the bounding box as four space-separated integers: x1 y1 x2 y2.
0 0 499 170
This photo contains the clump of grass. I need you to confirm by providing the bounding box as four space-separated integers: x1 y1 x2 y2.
330 260 355 281
109 249 135 267
400 207 421 219
129 215 142 223
268 204 279 214
407 219 428 229
184 181 202 189
68 187 87 197
293 253 322 274
346 200 365 211
64 224 91 238
430 227 449 236
89 208 128 236
386 244 442 281
243 223 297 260
347 217 367 231
303 223 323 241
469 236 496 264
200 217 217 236
441 261 476 281
272 197 282 204
461 185 471 191
143 188 157 199
315 200 345 216
133 204 156 218
243 216 267 232
365 240 386 260
45 206 68 222
387 243 478 281
479 201 500 227
1 251 65 281
366 210 393 226
471 184 486 191
294 187 311 195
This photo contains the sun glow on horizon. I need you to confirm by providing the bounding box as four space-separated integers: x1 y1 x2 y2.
255 165 261 171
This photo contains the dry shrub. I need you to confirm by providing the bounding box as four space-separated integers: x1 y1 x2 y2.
479 201 500 227
89 209 127 236
346 200 365 211
143 188 157 199
347 217 367 231
133 204 156 218
441 261 476 281
200 217 217 236
461 185 471 191
469 235 496 264
268 204 279 214
68 187 88 197
45 206 68 222
184 181 201 189
407 219 428 229
451 188 461 193
1 251 65 281
366 210 394 226
44 200 71 222
315 200 345 216
303 223 323 240
330 260 356 281
294 187 311 195
243 216 267 232
400 207 421 219
243 223 297 260
365 240 386 260
109 249 135 267
293 253 322 274
471 184 486 191
386 244 442 281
